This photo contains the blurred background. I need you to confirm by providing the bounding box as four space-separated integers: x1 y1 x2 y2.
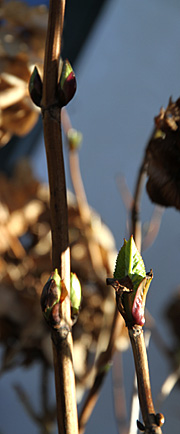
1 0 180 433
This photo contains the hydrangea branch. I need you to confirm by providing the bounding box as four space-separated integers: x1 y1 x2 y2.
131 159 147 252
107 237 164 433
40 1 78 433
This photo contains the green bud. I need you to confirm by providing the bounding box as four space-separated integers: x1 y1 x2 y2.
70 273 81 323
67 128 83 150
107 236 153 327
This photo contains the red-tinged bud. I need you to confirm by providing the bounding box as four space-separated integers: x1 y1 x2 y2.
58 59 76 107
29 66 42 107
107 271 153 327
40 275 60 319
131 271 153 326
155 413 165 427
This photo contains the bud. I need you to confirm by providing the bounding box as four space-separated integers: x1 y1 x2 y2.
67 128 83 150
40 269 67 328
107 237 153 327
155 413 165 427
137 420 145 431
29 66 43 107
131 271 153 326
70 272 81 324
58 59 76 107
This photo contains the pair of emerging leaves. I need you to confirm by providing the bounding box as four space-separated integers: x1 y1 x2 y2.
108 236 153 327
29 59 76 109
41 269 81 328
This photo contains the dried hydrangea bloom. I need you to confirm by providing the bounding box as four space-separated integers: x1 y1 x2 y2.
145 97 180 210
0 1 47 145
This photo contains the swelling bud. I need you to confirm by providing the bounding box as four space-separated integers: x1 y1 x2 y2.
58 59 76 107
29 66 42 107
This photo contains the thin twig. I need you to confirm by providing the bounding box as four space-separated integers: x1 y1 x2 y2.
128 326 163 434
128 373 139 434
130 158 165 430
156 366 180 409
112 351 128 434
128 330 152 434
61 108 91 224
142 206 164 251
116 165 164 431
62 108 106 281
41 363 49 413
41 1 78 433
79 308 124 434
62 108 124 432
13 384 42 424
131 159 147 251
116 173 134 237
146 311 171 358
116 174 164 251
14 381 56 434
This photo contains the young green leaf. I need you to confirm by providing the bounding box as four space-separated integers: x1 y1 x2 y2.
114 235 146 291
110 236 152 327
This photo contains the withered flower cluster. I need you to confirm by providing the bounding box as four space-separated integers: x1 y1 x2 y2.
0 1 47 145
0 160 127 401
145 97 180 210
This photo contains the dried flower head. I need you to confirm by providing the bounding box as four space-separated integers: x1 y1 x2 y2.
145 97 180 210
0 1 47 145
